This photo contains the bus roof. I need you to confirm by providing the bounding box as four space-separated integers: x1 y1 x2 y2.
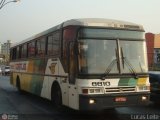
63 18 144 30
11 18 144 48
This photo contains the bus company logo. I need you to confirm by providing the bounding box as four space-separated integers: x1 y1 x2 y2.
49 63 57 74
92 82 111 86
1 114 8 120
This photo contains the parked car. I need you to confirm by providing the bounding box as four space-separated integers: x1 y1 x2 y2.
149 72 160 104
4 66 10 75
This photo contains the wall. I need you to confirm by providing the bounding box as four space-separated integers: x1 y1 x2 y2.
145 33 154 68
154 34 160 48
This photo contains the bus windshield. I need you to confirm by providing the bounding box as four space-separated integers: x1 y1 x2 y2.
78 28 148 75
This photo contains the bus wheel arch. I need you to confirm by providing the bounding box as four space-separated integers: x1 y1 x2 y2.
51 81 62 108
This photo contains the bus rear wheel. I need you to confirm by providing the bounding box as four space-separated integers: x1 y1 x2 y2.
51 84 62 109
16 77 23 94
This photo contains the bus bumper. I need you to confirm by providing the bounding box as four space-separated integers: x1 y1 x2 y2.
79 92 150 111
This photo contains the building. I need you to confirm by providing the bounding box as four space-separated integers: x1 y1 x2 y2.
146 33 160 70
1 40 11 55
0 40 12 64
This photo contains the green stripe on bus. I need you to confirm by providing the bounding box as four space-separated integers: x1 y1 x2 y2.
118 78 137 86
30 75 44 95
34 59 46 74
128 78 137 86
118 78 129 86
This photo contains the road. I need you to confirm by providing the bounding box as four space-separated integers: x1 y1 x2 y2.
0 76 160 120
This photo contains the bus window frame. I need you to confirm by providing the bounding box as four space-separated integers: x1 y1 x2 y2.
46 31 61 56
16 46 22 59
62 26 79 73
76 27 148 78
28 40 36 58
36 37 46 57
21 43 28 59
68 41 78 84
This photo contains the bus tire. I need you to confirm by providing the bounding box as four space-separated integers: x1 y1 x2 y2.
16 76 23 94
51 82 62 109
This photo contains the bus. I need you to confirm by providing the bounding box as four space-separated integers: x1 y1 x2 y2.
10 18 150 110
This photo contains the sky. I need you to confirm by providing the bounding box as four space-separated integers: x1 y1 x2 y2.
0 0 160 43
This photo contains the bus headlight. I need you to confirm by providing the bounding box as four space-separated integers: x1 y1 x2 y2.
142 96 147 101
137 86 150 91
89 99 96 104
82 88 103 94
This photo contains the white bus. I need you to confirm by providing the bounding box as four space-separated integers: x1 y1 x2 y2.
10 18 150 110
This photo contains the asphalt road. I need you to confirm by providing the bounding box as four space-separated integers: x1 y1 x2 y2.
0 76 160 120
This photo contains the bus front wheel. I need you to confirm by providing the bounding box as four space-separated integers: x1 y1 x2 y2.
51 83 62 109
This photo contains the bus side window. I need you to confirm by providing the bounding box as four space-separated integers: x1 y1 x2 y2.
10 48 17 60
16 46 22 59
21 44 27 58
13 48 17 60
47 35 53 55
52 32 60 55
36 38 46 56
69 42 77 84
28 41 36 57
63 26 77 72
47 31 60 56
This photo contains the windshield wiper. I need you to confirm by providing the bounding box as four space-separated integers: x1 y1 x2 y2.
121 47 139 78
101 58 117 80
139 62 143 72
101 48 119 80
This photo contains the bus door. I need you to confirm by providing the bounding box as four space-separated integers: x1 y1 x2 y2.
68 42 79 109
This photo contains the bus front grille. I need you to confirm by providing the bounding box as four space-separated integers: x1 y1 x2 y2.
105 86 136 93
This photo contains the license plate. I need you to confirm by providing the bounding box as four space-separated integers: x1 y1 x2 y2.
115 97 127 102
